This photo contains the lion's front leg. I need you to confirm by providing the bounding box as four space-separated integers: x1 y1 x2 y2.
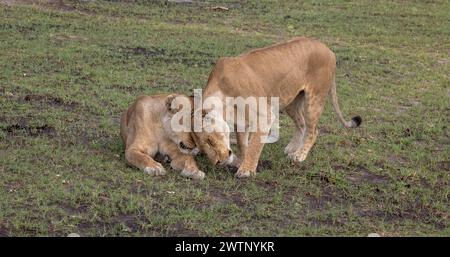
235 131 267 178
125 146 166 176
228 131 249 169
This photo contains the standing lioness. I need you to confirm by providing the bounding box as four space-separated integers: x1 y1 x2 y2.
197 37 362 178
120 94 205 179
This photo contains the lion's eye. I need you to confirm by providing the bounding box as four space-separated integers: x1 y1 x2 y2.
179 142 192 150
207 138 216 147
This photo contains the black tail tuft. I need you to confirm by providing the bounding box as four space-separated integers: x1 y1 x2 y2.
351 116 362 127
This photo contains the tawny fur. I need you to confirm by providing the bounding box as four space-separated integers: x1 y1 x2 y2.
120 94 205 180
199 37 361 178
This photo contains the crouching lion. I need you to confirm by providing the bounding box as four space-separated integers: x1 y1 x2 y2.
120 94 206 179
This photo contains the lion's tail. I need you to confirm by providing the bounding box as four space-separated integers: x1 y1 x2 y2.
329 79 362 128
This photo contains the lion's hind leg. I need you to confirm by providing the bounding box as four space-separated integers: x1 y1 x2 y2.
284 91 306 155
288 89 327 163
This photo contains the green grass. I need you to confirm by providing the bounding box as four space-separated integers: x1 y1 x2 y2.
0 0 449 236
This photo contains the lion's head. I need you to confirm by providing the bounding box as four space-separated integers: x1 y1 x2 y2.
191 108 233 166
164 94 199 155
165 94 233 164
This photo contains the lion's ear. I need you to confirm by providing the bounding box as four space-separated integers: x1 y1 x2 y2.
166 94 180 114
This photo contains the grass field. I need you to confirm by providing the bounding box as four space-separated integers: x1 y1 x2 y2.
0 0 449 236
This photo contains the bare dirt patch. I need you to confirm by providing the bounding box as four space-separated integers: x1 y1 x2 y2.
51 34 88 45
357 203 449 229
436 161 449 172
116 214 141 233
386 154 409 166
334 164 390 185
2 122 56 137
167 222 200 236
0 0 97 15
58 202 89 217
129 179 150 196
0 23 36 35
22 94 79 109
302 181 346 212
204 183 246 208
120 46 166 58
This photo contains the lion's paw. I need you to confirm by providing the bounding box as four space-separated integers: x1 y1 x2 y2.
181 169 205 180
288 150 308 164
234 168 255 179
144 164 167 176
